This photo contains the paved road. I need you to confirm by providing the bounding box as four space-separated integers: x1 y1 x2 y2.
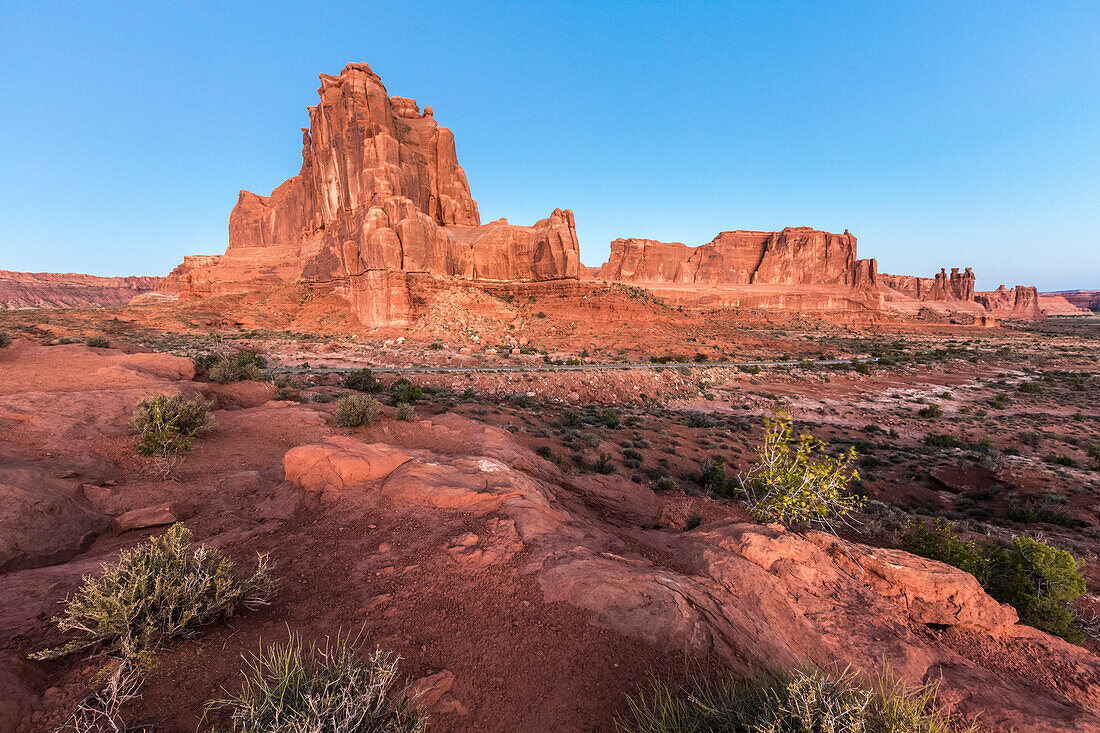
269 357 873 375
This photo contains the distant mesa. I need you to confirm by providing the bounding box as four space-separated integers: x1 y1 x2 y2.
0 270 162 310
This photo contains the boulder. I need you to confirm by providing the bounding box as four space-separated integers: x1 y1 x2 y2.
283 437 413 493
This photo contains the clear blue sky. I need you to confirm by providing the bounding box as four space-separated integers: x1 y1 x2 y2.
1 1 1098 290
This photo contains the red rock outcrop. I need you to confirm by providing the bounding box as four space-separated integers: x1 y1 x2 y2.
1038 292 1094 315
976 285 1045 319
881 267 975 302
598 227 876 289
163 63 580 326
0 270 163 310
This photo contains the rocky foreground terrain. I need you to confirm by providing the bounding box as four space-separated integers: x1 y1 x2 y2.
1 304 1099 731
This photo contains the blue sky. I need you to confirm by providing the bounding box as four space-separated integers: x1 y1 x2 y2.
1 1 1097 290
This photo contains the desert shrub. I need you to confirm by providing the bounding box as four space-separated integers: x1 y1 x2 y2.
923 433 962 449
917 404 943 419
655 476 678 492
1006 502 1081 528
34 524 274 662
700 456 732 497
86 335 110 348
208 632 422 733
990 537 1086 642
1018 381 1043 394
343 368 383 393
335 395 383 428
428 342 444 350
990 392 1008 409
694 352 708 363
395 401 417 422
559 409 580 428
390 378 422 405
1089 442 1100 471
600 409 621 429
1042 453 1076 467
595 453 616 474
0 331 11 348
131 394 212 478
623 668 967 733
904 522 1086 642
739 411 862 529
903 521 992 582
209 350 265 383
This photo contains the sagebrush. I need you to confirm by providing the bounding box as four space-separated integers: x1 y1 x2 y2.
130 394 212 478
34 524 275 662
207 350 266 383
336 394 384 428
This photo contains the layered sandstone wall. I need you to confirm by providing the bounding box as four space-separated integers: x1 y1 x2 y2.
1043 290 1100 312
163 63 580 325
881 267 975 302
0 270 163 310
597 227 878 290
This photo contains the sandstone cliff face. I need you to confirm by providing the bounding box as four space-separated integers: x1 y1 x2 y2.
976 285 1045 319
881 267 975 302
164 63 580 325
0 271 163 310
597 227 878 289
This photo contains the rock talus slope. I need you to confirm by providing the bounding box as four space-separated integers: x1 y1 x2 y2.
162 63 580 326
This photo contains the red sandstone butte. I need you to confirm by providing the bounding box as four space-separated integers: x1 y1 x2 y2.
162 63 580 326
597 228 877 289
975 285 1045 320
881 267 976 302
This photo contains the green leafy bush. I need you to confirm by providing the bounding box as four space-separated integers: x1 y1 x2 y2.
623 668 967 733
739 411 862 529
595 453 616 474
343 368 383 393
209 350 265 383
335 395 383 428
1042 453 1076 467
34 524 274 662
208 632 422 732
1089 442 1100 471
600 408 620 429
559 409 580 428
390 378 422 405
0 331 11 348
904 522 1086 642
86 335 110 348
923 433 962 449
394 402 417 422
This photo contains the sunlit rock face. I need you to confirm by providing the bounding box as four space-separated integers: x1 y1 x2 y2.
163 62 580 325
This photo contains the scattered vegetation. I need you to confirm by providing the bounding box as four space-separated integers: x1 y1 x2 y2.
395 401 417 422
623 668 969 733
740 411 862 529
86 335 110 348
923 433 963 449
1089 442 1100 471
0 331 11 348
207 632 422 733
335 394 384 428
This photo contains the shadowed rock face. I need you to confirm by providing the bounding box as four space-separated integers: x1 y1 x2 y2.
597 228 878 290
163 63 580 325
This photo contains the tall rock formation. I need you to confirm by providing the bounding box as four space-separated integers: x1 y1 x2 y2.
163 63 580 325
975 285 1045 320
881 268 975 302
0 271 163 310
597 228 878 290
